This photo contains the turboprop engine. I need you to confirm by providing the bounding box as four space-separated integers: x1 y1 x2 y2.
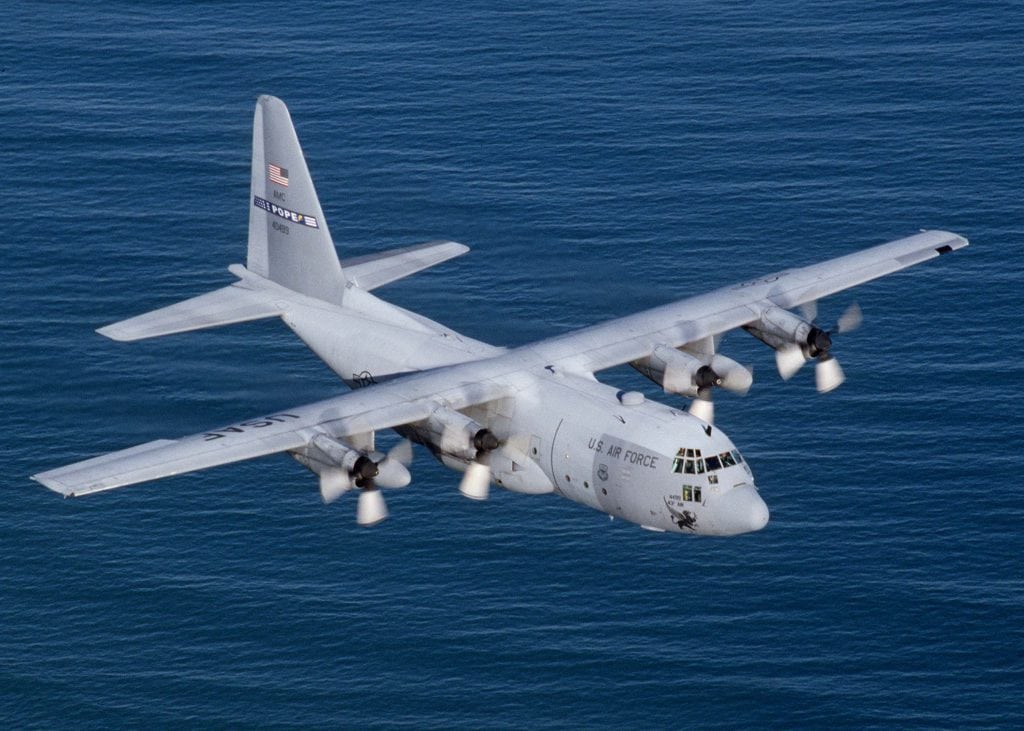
742 303 861 393
422 408 501 501
292 433 411 526
631 345 752 424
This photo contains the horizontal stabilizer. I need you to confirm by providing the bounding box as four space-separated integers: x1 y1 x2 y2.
98 282 283 342
343 240 469 291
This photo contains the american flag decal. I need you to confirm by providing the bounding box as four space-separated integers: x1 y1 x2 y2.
268 163 289 187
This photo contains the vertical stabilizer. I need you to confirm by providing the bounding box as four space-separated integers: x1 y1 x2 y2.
248 95 346 304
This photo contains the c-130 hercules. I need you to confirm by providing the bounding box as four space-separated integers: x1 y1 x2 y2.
33 96 968 536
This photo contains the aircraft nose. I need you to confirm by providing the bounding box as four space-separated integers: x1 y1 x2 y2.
748 490 769 532
715 484 770 535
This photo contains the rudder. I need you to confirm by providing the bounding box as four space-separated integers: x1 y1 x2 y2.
248 95 346 304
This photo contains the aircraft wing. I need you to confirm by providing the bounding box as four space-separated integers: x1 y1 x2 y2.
32 368 514 497
528 229 968 373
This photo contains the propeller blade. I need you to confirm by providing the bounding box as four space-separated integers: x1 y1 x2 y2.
356 488 388 526
836 302 863 333
815 356 845 393
775 344 806 380
688 397 714 424
710 354 753 395
374 452 412 489
459 461 491 501
387 438 414 466
319 468 352 504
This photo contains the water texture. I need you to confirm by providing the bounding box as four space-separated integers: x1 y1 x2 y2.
2 2 1022 728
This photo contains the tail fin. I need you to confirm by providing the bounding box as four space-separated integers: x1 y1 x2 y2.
248 95 346 304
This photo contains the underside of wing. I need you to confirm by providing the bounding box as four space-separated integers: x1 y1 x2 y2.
32 367 513 497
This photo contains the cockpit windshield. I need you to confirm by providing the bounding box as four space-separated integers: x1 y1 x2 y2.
671 448 744 475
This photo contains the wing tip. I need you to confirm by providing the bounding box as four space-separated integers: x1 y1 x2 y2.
925 229 969 251
96 323 133 342
423 239 470 256
30 472 74 497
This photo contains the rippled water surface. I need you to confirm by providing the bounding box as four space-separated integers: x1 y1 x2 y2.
3 2 1022 727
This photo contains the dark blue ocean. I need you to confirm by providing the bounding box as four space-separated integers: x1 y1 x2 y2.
3 2 1022 727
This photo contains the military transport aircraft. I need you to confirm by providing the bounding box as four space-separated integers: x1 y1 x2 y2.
32 96 968 536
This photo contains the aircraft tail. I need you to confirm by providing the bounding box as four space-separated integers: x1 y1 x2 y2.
96 96 471 343
247 95 346 304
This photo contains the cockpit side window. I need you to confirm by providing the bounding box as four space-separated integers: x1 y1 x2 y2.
705 454 722 471
720 451 736 467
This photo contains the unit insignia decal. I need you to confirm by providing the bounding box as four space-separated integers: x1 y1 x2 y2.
253 196 319 228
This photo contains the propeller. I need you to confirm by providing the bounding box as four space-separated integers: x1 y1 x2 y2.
458 429 500 501
318 439 414 527
776 301 862 392
814 354 845 394
687 364 719 424
775 343 807 381
685 353 753 425
353 455 388 527
836 302 863 333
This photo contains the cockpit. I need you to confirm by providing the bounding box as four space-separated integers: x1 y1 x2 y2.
669 447 749 504
670 447 745 478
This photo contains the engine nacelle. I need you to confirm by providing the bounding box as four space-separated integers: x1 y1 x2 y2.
632 345 752 397
423 407 496 460
309 434 365 473
743 306 832 357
